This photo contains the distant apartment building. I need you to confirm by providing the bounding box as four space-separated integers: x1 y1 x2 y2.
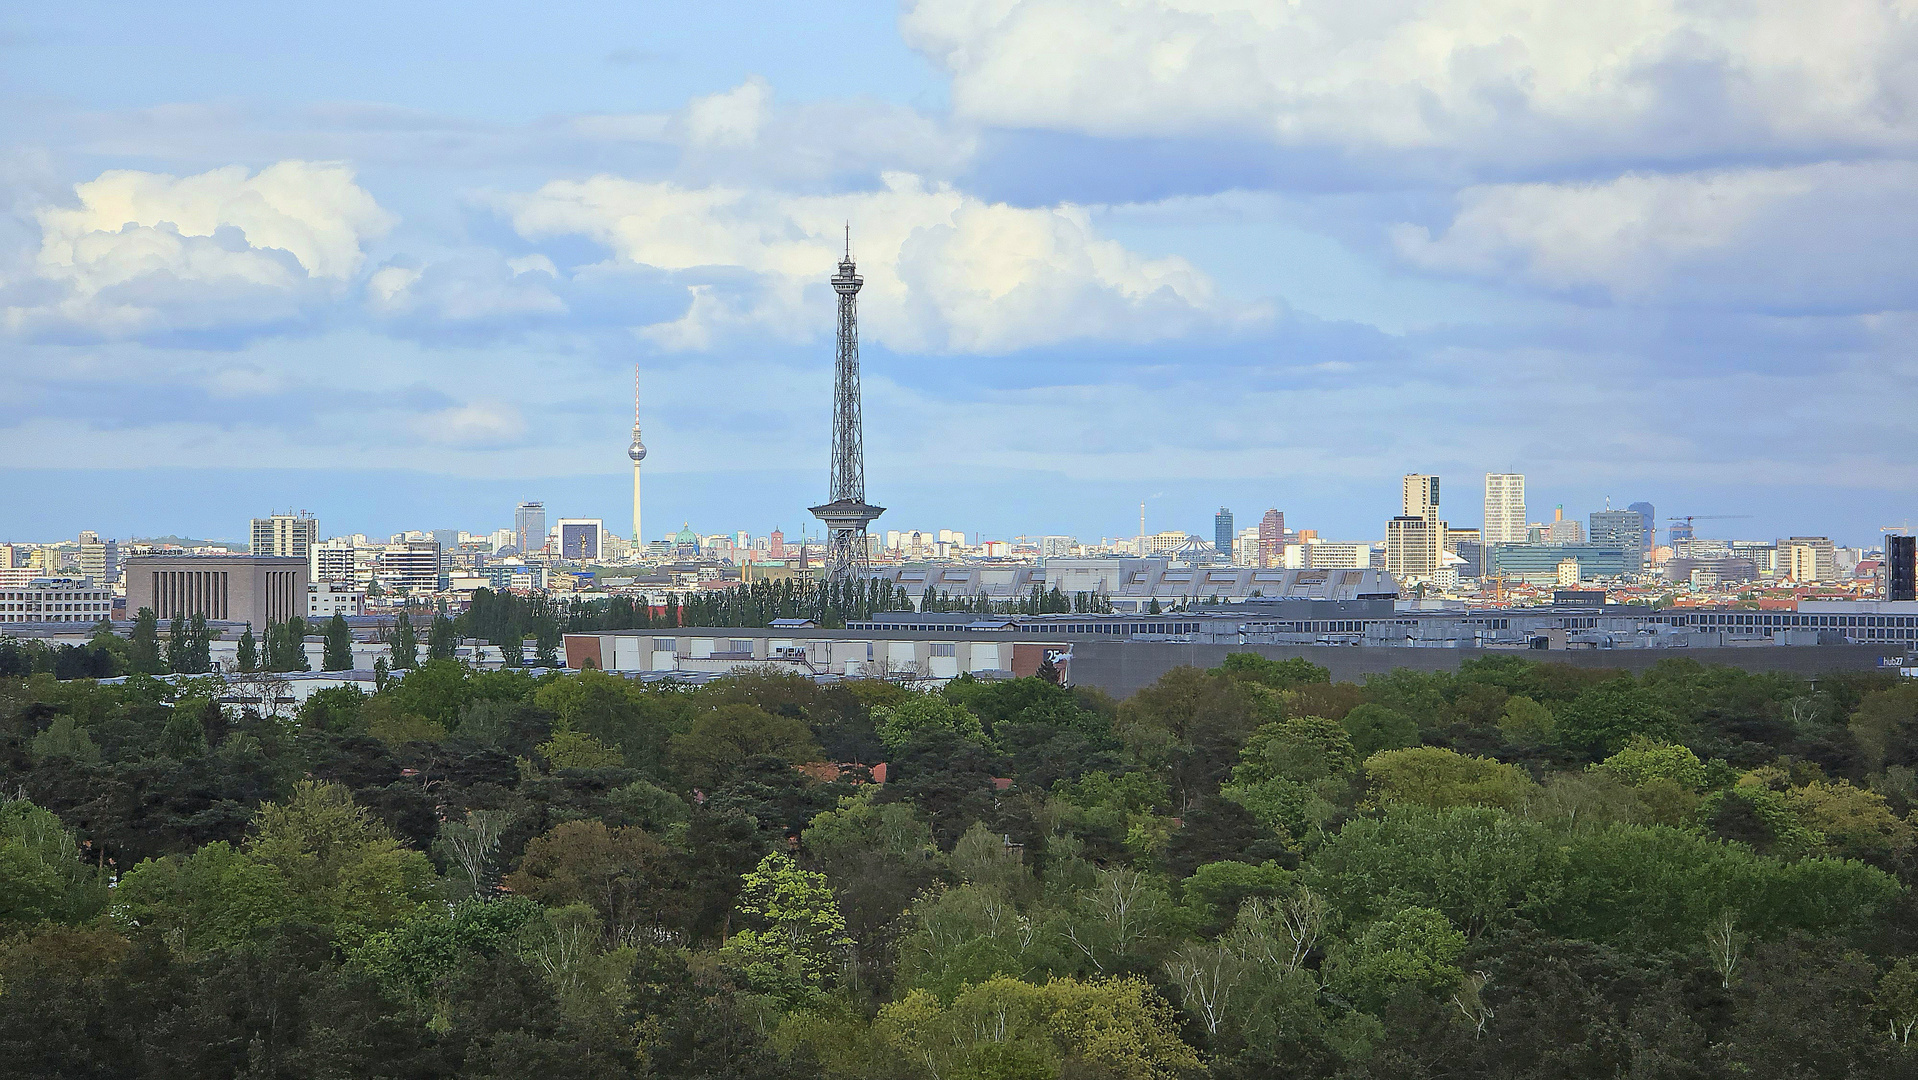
377 541 442 593
76 531 119 587
1483 473 1526 545
251 513 318 559
1783 536 1838 582
308 581 365 619
0 580 116 625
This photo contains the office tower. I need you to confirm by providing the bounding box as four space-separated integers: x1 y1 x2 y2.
1628 501 1656 552
1214 507 1234 560
1483 473 1526 545
1887 535 1916 601
250 513 317 559
1386 474 1446 579
377 541 442 592
1258 509 1285 567
1589 510 1647 566
628 365 647 554
515 501 546 554
77 531 118 587
809 229 884 584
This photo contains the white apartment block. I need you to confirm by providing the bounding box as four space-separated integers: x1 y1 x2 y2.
1483 473 1527 545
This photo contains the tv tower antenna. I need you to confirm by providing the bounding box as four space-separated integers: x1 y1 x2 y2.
627 364 647 557
810 224 884 585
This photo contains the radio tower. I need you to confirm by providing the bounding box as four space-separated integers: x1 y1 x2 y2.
627 364 647 559
810 226 883 584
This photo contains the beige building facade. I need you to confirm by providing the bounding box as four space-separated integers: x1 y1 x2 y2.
124 555 310 630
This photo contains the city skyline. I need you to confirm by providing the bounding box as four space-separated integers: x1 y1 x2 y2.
2 1 1914 545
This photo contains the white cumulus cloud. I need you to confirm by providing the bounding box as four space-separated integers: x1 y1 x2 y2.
902 0 1918 164
1392 161 1918 310
8 160 394 339
497 171 1251 353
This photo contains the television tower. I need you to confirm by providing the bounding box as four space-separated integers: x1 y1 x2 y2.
627 364 646 558
810 227 883 584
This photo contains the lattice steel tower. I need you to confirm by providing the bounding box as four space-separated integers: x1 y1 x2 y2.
810 227 883 584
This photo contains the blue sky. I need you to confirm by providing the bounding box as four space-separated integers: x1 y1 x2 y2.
2 0 1915 547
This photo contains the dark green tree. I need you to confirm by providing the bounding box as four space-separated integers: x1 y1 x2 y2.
323 614 354 671
390 611 418 669
165 613 189 674
235 625 258 672
428 614 458 661
128 608 166 674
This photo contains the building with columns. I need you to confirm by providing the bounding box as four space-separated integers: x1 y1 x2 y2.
123 554 309 630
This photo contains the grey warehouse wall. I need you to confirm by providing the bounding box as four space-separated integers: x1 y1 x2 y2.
1067 641 1908 700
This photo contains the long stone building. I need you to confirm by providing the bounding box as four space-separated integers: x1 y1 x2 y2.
123 554 309 630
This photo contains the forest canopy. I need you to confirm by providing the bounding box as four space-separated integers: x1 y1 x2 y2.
2 654 1917 1078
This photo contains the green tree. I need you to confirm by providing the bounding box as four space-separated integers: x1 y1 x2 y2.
538 729 625 769
390 611 419 669
1341 703 1420 757
1497 694 1555 745
668 704 822 787
503 820 680 939
1218 652 1331 690
164 613 189 674
873 692 988 749
1324 905 1467 1012
113 841 291 953
127 606 165 674
0 799 108 927
427 614 458 662
719 851 851 1003
235 624 257 672
1363 746 1538 811
322 613 354 671
248 780 437 933
1556 676 1672 756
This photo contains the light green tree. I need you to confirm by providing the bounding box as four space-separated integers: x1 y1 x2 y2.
1323 906 1467 1012
1364 746 1537 811
719 851 851 1004
872 692 989 749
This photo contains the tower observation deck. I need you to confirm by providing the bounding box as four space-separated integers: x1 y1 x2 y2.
810 228 883 584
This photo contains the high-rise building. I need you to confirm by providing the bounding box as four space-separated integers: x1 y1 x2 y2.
1214 508 1234 560
250 513 317 559
1589 510 1647 567
1257 510 1285 567
1483 473 1526 545
76 531 118 587
1887 535 1916 601
810 229 884 583
515 501 546 554
310 537 358 583
1628 501 1656 552
1386 474 1446 579
769 528 785 559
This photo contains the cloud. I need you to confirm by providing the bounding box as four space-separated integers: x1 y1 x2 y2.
496 171 1257 353
365 250 567 334
5 161 394 340
902 0 1918 167
411 400 528 448
1392 161 1918 311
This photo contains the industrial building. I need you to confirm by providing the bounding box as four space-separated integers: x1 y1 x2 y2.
866 558 1400 613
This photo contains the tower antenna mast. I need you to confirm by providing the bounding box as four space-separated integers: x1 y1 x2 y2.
810 224 884 585
627 363 647 558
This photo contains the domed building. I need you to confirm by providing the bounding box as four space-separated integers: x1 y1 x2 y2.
673 522 700 558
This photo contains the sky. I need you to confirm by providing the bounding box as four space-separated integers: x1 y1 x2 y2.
2 0 1915 548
